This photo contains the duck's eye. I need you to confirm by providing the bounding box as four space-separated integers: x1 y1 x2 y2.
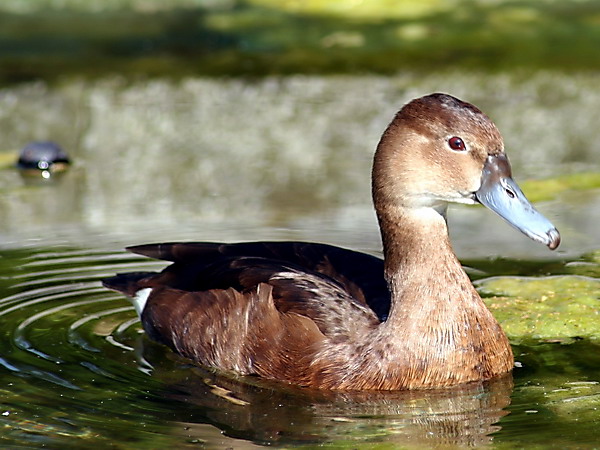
448 136 466 151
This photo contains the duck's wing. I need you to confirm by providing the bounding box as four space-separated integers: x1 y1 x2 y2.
128 241 391 321
129 280 328 381
103 242 386 383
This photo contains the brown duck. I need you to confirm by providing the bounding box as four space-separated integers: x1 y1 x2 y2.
104 93 560 390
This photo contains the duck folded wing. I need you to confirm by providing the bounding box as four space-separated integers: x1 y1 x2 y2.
128 241 391 320
139 282 327 381
104 250 382 382
108 245 383 339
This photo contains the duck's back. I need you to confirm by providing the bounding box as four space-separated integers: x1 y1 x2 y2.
103 241 389 383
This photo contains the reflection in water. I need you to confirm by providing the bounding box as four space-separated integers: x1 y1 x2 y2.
163 365 513 447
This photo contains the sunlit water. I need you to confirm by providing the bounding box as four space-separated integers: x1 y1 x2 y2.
0 72 599 446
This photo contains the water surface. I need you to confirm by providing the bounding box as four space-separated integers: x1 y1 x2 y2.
1 243 600 447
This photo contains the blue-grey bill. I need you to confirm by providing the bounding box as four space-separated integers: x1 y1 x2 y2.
476 154 560 250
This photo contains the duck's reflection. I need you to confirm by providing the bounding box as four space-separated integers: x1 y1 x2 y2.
311 376 512 447
147 352 513 447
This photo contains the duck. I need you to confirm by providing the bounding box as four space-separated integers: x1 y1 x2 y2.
103 93 560 390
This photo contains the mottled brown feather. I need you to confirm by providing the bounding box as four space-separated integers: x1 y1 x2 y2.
139 283 326 380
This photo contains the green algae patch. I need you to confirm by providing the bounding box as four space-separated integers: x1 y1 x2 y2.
542 381 600 418
477 276 600 343
520 173 600 203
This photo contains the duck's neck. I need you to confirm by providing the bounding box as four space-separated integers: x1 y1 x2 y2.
378 204 470 326
372 204 513 388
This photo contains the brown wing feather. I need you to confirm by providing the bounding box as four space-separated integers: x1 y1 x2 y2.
141 283 326 382
128 241 391 320
135 255 380 338
104 241 389 382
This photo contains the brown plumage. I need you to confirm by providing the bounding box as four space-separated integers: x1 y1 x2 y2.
103 93 560 390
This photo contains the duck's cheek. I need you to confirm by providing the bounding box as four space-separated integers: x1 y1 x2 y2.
460 160 488 192
463 177 483 199
439 175 482 204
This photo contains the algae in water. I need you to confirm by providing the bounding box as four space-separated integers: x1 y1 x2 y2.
478 275 600 343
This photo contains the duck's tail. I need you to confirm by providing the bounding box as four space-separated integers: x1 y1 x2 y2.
103 272 158 317
102 272 155 297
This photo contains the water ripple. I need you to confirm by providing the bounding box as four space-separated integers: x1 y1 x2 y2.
0 244 598 448
0 247 145 393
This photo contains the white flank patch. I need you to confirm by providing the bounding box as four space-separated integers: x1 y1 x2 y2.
132 288 152 317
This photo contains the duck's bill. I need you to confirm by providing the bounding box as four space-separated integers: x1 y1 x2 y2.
475 154 560 250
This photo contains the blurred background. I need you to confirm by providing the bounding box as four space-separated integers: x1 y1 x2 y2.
1 1 600 448
0 0 599 256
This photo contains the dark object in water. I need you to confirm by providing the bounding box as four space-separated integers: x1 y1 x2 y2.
17 141 71 177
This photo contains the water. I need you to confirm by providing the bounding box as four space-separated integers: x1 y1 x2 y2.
2 72 599 253
0 244 599 447
0 72 599 446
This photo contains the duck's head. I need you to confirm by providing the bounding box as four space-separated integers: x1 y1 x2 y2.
373 93 560 250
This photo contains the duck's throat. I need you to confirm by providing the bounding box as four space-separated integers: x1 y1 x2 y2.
377 205 459 290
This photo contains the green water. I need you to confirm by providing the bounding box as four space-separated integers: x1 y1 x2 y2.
0 1 599 444
0 244 599 447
